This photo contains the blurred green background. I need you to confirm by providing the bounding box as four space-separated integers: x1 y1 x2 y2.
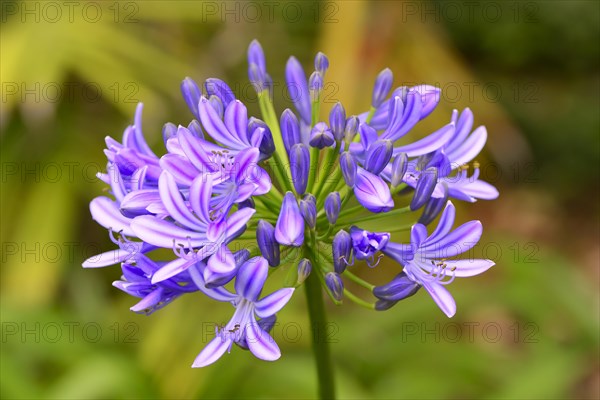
1 1 599 399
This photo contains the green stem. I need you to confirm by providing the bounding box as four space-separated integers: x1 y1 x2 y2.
365 106 376 124
258 91 294 194
338 205 411 226
343 270 375 291
304 268 336 400
313 145 339 198
343 289 375 310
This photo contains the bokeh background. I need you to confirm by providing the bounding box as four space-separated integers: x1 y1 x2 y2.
1 1 599 399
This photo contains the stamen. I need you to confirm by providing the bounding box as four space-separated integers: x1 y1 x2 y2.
108 228 120 245
367 253 384 268
340 254 355 267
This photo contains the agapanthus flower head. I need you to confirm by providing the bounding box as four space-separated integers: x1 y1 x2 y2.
85 39 499 369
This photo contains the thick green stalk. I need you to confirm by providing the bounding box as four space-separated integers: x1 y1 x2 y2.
304 267 336 399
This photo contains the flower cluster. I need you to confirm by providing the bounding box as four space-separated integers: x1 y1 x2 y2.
85 40 498 367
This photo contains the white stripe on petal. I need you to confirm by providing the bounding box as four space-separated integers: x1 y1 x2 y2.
421 280 456 318
192 337 232 368
246 321 281 361
448 259 495 277
255 288 295 319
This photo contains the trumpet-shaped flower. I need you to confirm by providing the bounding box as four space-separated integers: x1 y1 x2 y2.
191 257 294 367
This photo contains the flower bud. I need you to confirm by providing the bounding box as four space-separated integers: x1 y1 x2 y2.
410 167 438 211
403 85 441 119
332 230 351 274
325 272 344 301
373 272 421 301
314 52 329 76
324 192 341 225
204 78 235 107
344 116 359 143
372 68 393 108
418 184 448 225
290 143 310 195
249 64 267 91
299 194 317 229
280 109 301 153
162 122 177 144
285 56 311 124
374 299 399 311
233 249 251 266
275 192 305 247
309 122 335 149
364 139 393 175
297 258 312 284
238 197 255 210
391 153 408 188
248 40 267 88
354 168 394 213
303 193 316 204
257 220 280 267
309 71 323 103
339 152 357 187
249 118 274 157
208 95 224 119
181 77 201 118
187 120 203 139
329 103 346 142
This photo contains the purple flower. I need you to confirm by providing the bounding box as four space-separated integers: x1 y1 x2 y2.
85 39 500 370
192 257 295 367
248 40 268 88
349 226 390 265
161 127 271 204
382 202 495 317
113 254 197 314
297 258 312 284
371 68 393 108
361 85 442 129
364 139 393 175
309 122 335 149
103 103 161 182
290 143 310 195
299 194 317 229
390 153 408 188
324 192 341 225
437 108 500 202
325 272 344 301
197 97 264 153
204 78 236 107
354 167 394 213
314 52 329 75
340 152 357 187
257 220 280 267
131 172 255 281
285 56 311 125
280 109 301 153
373 271 420 304
274 192 305 246
309 71 323 103
332 230 352 274
329 103 346 142
181 78 202 119
410 167 438 210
